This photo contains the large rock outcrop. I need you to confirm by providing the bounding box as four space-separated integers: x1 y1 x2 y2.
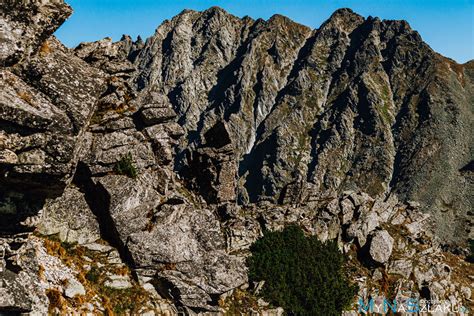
0 0 72 66
0 2 105 233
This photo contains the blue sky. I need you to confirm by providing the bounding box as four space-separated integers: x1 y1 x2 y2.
55 0 473 63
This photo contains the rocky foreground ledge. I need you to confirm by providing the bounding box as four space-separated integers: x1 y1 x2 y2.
0 0 473 314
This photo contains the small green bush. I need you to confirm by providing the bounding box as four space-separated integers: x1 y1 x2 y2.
248 225 358 316
85 266 100 283
114 152 138 179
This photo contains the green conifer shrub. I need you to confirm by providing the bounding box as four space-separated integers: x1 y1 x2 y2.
114 152 138 179
247 225 358 316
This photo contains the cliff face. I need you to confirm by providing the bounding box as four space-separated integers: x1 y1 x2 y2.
0 1 473 314
0 1 105 234
124 7 473 244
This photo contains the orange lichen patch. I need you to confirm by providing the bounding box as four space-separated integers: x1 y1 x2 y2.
38 264 45 280
43 238 67 259
163 262 176 271
17 91 35 106
76 271 88 286
4 74 16 86
39 41 52 56
114 103 128 115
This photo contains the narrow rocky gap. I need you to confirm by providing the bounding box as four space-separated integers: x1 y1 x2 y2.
239 132 279 203
71 162 136 268
0 119 44 136
0 307 30 315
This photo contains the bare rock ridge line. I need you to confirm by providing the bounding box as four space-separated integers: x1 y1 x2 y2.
0 0 473 314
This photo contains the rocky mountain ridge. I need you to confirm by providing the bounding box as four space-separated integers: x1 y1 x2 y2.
82 5 472 244
0 1 472 314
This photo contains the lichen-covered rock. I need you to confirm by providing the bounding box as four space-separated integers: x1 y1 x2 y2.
64 279 86 298
18 37 106 132
0 269 40 313
104 274 133 290
0 237 53 314
0 12 105 236
369 230 394 264
37 187 101 245
0 0 72 66
140 106 177 126
92 172 246 310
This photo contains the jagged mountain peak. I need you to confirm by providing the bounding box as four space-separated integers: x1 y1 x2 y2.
202 5 234 15
324 7 364 27
169 5 244 26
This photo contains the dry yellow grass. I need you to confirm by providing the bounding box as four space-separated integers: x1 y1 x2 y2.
38 264 45 280
38 234 156 314
46 288 67 314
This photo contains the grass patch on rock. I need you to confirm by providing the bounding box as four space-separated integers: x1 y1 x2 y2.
114 152 138 179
